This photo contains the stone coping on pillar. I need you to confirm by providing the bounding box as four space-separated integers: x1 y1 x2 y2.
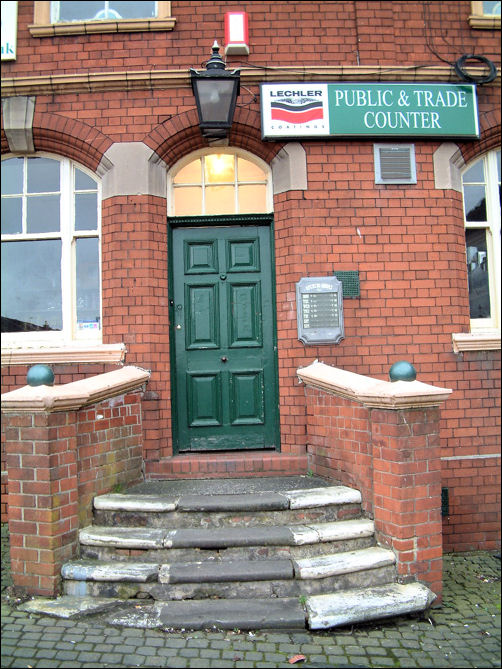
1 366 150 413
297 361 452 409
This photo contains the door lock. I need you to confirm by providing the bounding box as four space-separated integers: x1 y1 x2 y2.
221 356 228 363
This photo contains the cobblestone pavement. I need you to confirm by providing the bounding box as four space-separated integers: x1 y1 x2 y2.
2 524 500 668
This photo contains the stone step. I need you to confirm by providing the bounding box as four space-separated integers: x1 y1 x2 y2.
63 547 397 601
64 546 394 585
65 563 397 600
306 582 437 630
79 518 375 551
94 486 362 512
293 546 395 579
107 597 307 630
22 581 436 631
93 486 363 529
62 560 160 583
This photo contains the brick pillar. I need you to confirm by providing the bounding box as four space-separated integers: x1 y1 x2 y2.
298 361 451 601
4 411 79 597
371 406 443 600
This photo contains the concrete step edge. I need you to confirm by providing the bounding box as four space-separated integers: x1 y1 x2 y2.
306 582 436 629
28 581 434 630
61 560 160 582
79 518 375 550
107 597 307 630
93 485 361 513
63 547 392 585
19 595 123 618
294 546 396 579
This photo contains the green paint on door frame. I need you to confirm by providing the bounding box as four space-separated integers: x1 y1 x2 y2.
168 214 280 455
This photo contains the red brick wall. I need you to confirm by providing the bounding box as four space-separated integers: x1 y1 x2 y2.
76 392 144 528
1 363 117 524
2 390 144 596
4 411 79 596
305 387 443 598
305 391 372 514
101 196 171 461
6 2 500 76
1 1 500 550
440 350 501 552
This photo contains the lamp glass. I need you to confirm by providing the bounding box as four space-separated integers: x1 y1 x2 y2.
193 78 237 126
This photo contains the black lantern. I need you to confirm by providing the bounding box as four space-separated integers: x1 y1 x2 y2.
190 41 240 139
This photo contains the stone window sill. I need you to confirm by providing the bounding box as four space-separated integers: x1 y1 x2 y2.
1 343 126 367
28 17 176 36
452 331 501 353
468 15 501 29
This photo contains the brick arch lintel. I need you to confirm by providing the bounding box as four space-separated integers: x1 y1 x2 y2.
30 111 113 172
434 111 500 190
458 113 501 166
144 107 283 169
143 107 310 194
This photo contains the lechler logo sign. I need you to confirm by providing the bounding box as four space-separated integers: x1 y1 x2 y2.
262 84 330 137
270 90 325 124
261 83 479 139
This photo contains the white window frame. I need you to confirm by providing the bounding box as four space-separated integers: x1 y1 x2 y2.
459 149 501 346
1 153 102 348
30 2 175 36
168 148 273 217
469 1 501 28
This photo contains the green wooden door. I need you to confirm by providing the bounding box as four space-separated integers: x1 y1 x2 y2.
171 223 279 452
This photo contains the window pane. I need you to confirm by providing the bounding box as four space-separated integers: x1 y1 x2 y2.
205 186 235 215
58 1 157 21
75 168 97 191
205 155 235 184
1 198 22 234
75 193 98 231
238 185 267 213
27 157 60 193
463 185 487 222
462 161 485 184
465 229 491 319
1 158 24 195
111 2 156 19
174 160 201 185
58 2 103 21
1 240 62 331
76 238 101 330
482 1 501 16
237 158 266 182
27 195 60 233
174 187 202 216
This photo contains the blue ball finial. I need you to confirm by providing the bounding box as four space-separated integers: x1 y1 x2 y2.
389 360 417 382
27 364 55 387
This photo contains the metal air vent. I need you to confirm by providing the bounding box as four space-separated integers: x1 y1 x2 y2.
374 144 417 184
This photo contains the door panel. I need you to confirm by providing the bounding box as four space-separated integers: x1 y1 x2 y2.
230 371 265 425
228 282 262 347
186 283 220 349
172 224 278 452
187 373 222 426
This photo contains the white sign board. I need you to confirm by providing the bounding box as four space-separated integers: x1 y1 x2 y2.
1 1 18 61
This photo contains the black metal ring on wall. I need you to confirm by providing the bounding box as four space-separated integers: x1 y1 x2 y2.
454 54 498 84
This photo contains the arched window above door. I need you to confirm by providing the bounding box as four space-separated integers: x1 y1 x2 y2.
169 150 272 216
